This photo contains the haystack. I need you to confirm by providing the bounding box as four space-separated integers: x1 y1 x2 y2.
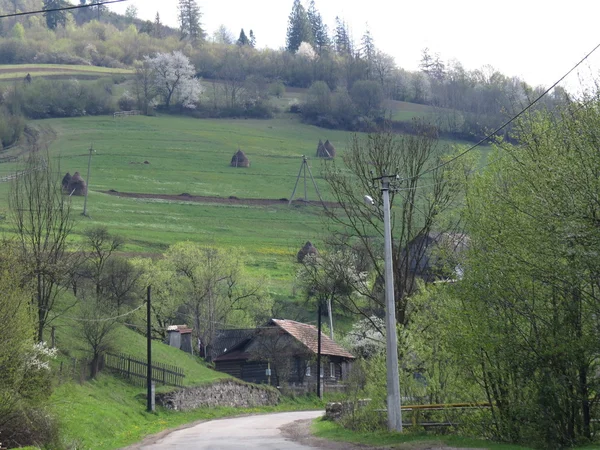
297 241 318 263
61 172 72 192
316 139 326 157
68 172 87 196
324 140 336 158
231 149 250 168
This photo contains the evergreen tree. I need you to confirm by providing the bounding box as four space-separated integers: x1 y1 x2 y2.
307 0 329 53
178 0 205 44
43 0 68 29
285 0 311 53
249 29 256 48
334 16 352 56
237 28 250 46
153 12 163 38
360 26 375 79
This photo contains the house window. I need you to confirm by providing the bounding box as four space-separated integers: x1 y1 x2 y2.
330 362 336 379
305 365 311 377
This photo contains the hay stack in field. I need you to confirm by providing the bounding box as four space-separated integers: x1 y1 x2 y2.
316 139 326 157
61 172 72 192
297 241 318 263
323 140 336 158
231 149 250 168
68 172 87 196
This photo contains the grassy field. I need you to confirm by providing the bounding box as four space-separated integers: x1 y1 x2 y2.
0 63 133 80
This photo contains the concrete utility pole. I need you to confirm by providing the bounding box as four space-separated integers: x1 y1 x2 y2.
82 144 95 217
366 175 402 432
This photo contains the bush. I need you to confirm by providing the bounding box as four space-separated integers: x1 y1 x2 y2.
118 91 136 111
0 406 61 449
5 79 115 119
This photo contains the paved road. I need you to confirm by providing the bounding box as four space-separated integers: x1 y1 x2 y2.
141 411 324 450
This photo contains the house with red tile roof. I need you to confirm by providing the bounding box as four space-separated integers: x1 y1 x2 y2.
214 319 354 392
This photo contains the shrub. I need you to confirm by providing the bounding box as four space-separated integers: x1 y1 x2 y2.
118 91 136 111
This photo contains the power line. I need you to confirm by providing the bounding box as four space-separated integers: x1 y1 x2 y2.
45 302 145 323
399 40 600 183
0 0 129 20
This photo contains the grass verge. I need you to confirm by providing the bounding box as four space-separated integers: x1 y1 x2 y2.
52 375 324 450
311 418 535 450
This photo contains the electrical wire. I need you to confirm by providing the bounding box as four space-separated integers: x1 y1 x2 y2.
0 0 129 20
397 40 600 183
45 302 145 323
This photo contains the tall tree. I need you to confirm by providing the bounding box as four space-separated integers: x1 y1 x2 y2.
285 0 311 53
153 12 163 38
307 0 328 53
236 28 250 46
42 0 68 30
10 141 75 342
334 16 352 56
178 0 205 44
360 26 375 79
322 128 472 326
212 24 234 44
249 29 256 47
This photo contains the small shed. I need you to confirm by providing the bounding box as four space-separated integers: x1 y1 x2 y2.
297 241 318 263
166 325 194 354
231 149 250 168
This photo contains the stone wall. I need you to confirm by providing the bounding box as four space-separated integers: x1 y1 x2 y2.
155 380 280 411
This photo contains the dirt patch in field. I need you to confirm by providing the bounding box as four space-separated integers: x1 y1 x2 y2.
101 189 337 208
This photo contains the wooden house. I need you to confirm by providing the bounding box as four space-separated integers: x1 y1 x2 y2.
166 325 194 354
214 319 354 392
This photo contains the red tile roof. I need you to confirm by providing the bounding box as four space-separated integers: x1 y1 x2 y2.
271 319 355 359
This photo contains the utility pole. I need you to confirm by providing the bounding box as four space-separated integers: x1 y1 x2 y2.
82 144 95 217
380 175 402 432
316 300 323 399
146 285 154 412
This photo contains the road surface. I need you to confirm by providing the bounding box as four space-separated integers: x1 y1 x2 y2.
140 411 324 450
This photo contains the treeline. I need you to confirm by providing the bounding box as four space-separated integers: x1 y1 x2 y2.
0 0 569 139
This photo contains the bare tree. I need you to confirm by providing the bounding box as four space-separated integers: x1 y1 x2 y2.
10 144 75 342
322 126 471 327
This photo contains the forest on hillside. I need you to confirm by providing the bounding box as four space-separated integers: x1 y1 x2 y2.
0 0 569 142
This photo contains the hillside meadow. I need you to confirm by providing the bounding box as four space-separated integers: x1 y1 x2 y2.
0 112 483 295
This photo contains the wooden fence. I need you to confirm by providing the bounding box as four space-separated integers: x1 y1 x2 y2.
104 352 185 388
113 110 141 118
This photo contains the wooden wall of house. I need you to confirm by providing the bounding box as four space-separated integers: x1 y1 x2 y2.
215 360 243 379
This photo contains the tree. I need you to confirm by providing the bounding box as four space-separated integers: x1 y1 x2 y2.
178 0 204 44
360 26 375 79
125 4 138 20
249 29 256 48
236 28 250 46
307 0 328 53
322 128 472 327
212 24 234 44
133 58 156 115
286 0 311 53
42 0 67 30
165 243 270 361
153 12 163 38
10 143 75 342
334 16 352 56
350 79 384 116
145 51 202 109
446 99 600 446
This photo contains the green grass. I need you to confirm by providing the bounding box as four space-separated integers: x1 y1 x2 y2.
52 374 324 450
0 63 133 80
312 419 535 450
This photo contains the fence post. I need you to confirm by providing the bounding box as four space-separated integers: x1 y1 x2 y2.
162 367 166 386
127 356 131 380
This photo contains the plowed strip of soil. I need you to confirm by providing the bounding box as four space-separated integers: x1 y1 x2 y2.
101 190 338 208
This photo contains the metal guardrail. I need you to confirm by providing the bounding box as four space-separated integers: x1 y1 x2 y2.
376 402 493 428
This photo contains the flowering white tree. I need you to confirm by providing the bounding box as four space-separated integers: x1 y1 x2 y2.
297 41 317 61
145 51 202 109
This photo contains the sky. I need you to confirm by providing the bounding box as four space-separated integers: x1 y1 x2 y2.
108 0 600 91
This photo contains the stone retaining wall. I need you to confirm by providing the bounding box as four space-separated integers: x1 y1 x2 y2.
155 380 280 411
